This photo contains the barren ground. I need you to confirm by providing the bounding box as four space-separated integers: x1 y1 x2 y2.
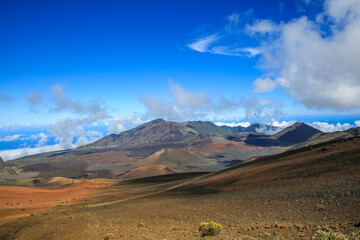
0 138 359 239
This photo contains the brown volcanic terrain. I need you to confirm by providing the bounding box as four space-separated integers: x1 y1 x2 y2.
138 148 220 172
0 137 359 239
173 137 360 193
3 119 289 179
121 165 176 179
4 120 359 181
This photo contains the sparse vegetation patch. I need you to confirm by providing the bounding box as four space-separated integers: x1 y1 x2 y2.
104 233 114 240
199 221 223 237
312 229 360 240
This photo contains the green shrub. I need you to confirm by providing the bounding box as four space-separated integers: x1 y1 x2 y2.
317 204 325 211
104 233 114 240
62 211 71 216
322 226 331 232
199 221 223 237
351 231 360 240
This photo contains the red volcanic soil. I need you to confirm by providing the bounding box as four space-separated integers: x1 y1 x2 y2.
161 134 176 141
121 165 176 179
0 179 111 224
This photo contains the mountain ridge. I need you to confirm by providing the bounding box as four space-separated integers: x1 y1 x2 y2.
86 118 278 149
3 119 360 180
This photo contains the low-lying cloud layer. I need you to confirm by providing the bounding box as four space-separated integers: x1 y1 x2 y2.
215 119 360 135
188 0 360 110
0 144 63 161
23 85 109 151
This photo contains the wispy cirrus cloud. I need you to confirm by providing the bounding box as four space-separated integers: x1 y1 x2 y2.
187 35 260 57
187 10 259 57
187 34 222 53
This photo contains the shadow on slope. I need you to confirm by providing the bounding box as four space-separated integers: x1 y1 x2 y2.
171 137 360 195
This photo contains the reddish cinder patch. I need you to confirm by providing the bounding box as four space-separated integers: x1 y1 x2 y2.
161 134 176 141
0 180 111 223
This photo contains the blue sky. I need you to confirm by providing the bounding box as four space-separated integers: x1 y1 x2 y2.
1 0 360 160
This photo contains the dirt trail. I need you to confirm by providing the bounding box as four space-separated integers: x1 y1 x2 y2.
87 174 205 208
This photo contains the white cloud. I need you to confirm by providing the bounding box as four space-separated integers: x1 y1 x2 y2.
244 97 283 121
0 144 64 161
253 77 277 93
47 118 104 149
187 34 222 53
108 117 127 134
0 134 22 142
168 79 210 108
255 119 297 135
139 80 283 122
36 133 48 146
43 85 110 149
51 84 109 122
309 121 356 132
355 120 360 127
255 119 359 134
265 13 360 110
268 119 297 128
245 19 278 36
188 0 360 111
324 0 360 22
106 115 144 135
214 122 251 127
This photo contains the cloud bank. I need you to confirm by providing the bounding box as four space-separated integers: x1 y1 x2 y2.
139 79 283 122
188 0 360 110
46 85 109 149
215 119 360 135
0 144 63 161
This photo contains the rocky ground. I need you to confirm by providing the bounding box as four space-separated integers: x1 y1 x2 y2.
0 138 359 239
0 176 359 240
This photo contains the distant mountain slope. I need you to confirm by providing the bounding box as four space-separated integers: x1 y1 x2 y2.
86 119 278 148
87 118 193 148
8 119 360 180
271 122 322 145
245 122 322 147
172 137 360 193
297 126 360 148
121 165 176 179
